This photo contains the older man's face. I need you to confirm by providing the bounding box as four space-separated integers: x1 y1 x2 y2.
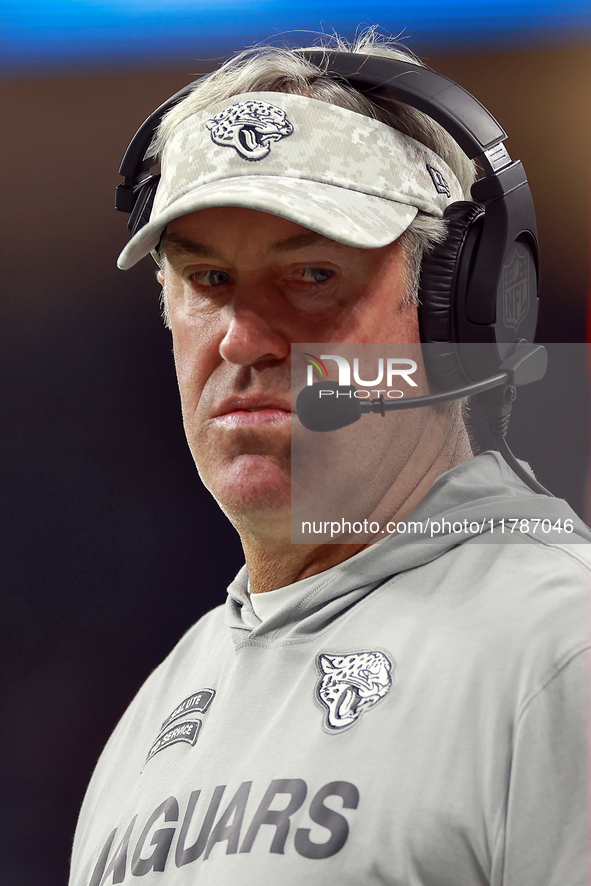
159 206 420 532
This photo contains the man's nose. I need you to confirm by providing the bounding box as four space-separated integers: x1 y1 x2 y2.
218 297 289 367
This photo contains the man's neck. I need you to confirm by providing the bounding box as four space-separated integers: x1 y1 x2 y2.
241 418 473 594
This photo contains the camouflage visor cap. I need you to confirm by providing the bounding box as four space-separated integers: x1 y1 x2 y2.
117 91 464 270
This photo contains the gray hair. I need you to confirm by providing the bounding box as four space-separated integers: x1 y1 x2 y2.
156 30 477 326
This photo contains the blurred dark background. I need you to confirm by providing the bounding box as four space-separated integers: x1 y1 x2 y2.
2 5 591 884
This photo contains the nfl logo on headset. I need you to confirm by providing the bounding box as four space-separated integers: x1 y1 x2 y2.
503 246 530 331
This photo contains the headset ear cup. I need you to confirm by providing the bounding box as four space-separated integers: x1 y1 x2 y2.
418 201 485 389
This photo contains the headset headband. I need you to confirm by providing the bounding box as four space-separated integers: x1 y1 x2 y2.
297 51 509 167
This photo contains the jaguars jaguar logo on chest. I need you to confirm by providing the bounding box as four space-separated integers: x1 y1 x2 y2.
315 650 394 732
206 100 294 161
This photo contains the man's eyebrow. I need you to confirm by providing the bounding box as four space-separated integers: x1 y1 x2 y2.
159 229 330 261
269 232 327 253
159 232 221 260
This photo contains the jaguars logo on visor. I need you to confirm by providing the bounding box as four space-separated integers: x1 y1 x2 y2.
206 100 294 161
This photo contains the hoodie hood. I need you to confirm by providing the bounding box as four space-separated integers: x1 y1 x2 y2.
225 452 591 642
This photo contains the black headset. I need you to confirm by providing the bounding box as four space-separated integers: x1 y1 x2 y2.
116 50 550 494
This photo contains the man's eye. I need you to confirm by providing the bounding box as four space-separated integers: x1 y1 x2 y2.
189 270 231 287
298 268 334 284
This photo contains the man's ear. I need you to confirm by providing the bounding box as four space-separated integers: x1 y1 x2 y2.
156 268 164 286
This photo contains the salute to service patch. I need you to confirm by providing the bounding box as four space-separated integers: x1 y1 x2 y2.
146 689 215 764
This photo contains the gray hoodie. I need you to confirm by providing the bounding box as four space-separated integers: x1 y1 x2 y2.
70 452 591 886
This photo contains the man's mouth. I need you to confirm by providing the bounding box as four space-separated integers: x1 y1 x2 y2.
211 396 292 427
